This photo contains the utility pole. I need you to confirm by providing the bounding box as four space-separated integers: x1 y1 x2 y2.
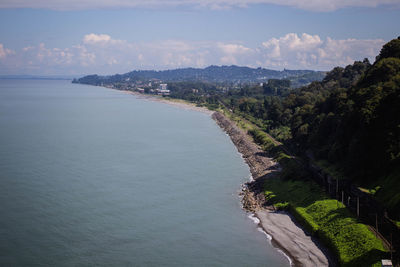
390 233 393 263
336 179 339 199
357 197 359 217
342 191 344 205
336 179 339 208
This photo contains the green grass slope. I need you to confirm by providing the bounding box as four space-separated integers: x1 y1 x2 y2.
264 178 388 266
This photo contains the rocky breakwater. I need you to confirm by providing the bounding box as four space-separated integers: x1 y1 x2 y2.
212 111 332 267
212 112 279 211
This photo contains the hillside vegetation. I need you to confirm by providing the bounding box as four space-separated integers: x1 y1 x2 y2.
220 37 400 219
74 65 325 85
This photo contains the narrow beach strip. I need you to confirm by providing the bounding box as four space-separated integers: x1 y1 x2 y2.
212 111 333 267
118 89 215 115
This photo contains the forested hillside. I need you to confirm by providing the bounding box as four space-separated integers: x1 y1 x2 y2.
220 37 400 218
74 65 325 85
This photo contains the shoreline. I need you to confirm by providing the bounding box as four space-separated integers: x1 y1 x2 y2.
115 89 215 115
212 112 334 267
102 86 333 266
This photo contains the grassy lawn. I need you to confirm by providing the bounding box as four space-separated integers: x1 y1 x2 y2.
264 178 388 266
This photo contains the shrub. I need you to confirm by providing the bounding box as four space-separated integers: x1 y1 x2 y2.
248 128 276 150
274 202 289 210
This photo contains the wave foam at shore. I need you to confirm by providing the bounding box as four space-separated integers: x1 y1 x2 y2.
247 213 293 266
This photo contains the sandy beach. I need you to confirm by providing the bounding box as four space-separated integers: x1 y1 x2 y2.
212 112 334 267
117 89 215 115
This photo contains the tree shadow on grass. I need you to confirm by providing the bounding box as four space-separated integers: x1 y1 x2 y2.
342 248 388 267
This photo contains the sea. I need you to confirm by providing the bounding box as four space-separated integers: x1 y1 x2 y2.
0 79 289 266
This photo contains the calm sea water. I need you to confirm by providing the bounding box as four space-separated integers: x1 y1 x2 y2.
0 79 288 266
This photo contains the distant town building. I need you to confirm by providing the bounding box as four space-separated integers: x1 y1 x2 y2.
157 89 170 96
154 83 170 95
159 83 168 90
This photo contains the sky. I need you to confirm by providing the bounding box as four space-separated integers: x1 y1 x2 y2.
0 0 399 76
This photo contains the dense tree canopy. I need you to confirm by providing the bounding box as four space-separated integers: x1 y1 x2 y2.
218 38 400 215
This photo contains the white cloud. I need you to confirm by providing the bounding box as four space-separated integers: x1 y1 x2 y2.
0 43 15 59
83 33 111 44
22 46 34 52
263 33 322 51
83 33 127 47
218 43 252 54
0 33 386 75
261 0 400 12
260 33 384 69
218 43 254 65
0 0 399 11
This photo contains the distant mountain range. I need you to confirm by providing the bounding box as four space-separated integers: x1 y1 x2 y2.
73 65 326 87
